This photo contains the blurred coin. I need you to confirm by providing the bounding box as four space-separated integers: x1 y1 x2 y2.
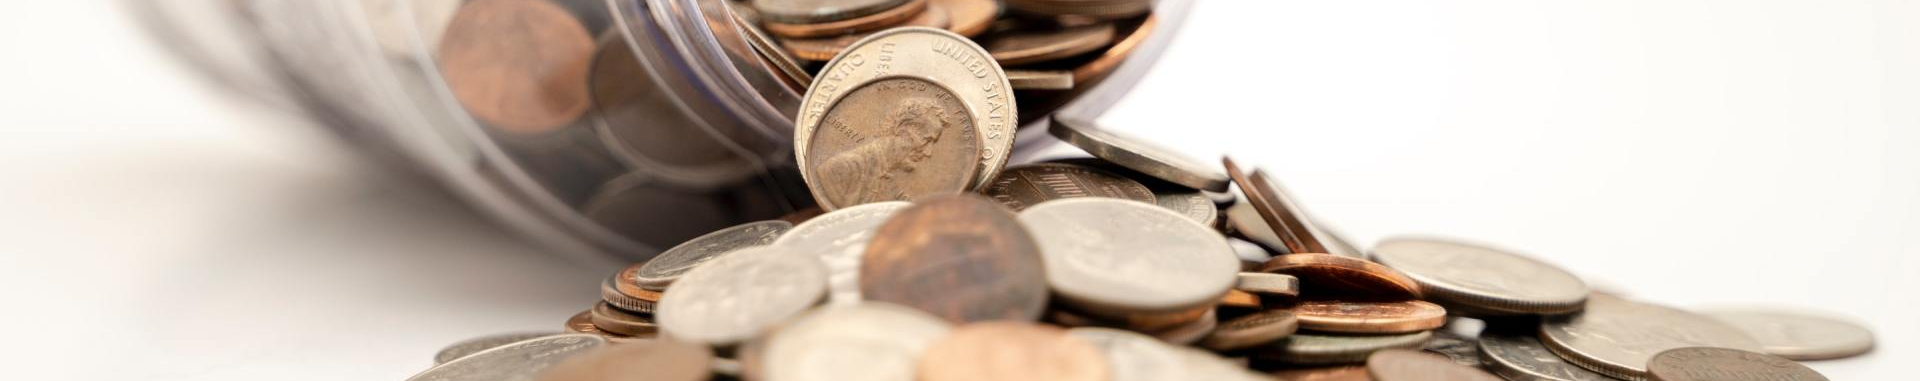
983 22 1115 66
1540 295 1764 381
1006 70 1076 90
777 3 949 60
1645 347 1827 381
1051 118 1230 192
933 0 997 36
755 303 952 381
1370 237 1587 315
1261 331 1433 365
764 0 927 37
1295 300 1447 334
656 245 827 346
1021 198 1239 315
589 302 659 337
754 0 912 24
1069 327 1189 381
439 0 594 134
861 195 1048 323
985 163 1154 211
533 338 712 381
918 321 1110 381
405 333 606 381
1201 310 1299 351
1236 272 1300 298
635 220 792 290
775 201 910 305
1260 254 1422 301
1703 309 1875 361
1171 341 1276 381
1365 349 1501 381
1223 157 1330 254
1477 333 1615 381
1272 366 1371 381
434 332 558 365
601 263 662 314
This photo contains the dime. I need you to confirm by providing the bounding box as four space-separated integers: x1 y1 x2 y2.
1294 300 1448 334
1236 272 1300 298
1223 157 1330 255
795 28 1015 204
1539 295 1764 381
1020 198 1240 315
918 321 1110 381
1069 327 1190 381
635 220 792 290
1007 69 1076 90
1051 118 1230 192
1645 347 1828 381
1477 333 1615 381
601 264 662 314
438 0 594 134
753 0 912 24
754 303 952 381
1220 289 1263 309
1150 309 1218 345
1259 254 1422 301
1200 310 1299 351
775 201 910 305
405 333 606 381
533 339 712 381
1260 331 1433 365
777 3 951 61
433 332 558 365
860 195 1048 323
983 22 1116 65
1704 309 1876 360
1365 349 1501 381
1272 366 1372 381
655 245 827 346
1369 237 1587 315
934 0 997 37
589 302 659 337
984 163 1154 211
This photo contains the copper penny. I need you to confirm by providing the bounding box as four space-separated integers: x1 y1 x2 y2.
778 3 950 60
534 338 713 381
1295 300 1447 334
917 321 1111 381
763 0 928 38
1201 310 1299 351
588 302 659 337
1273 366 1372 381
934 0 997 37
860 194 1049 323
1646 347 1828 381
1220 289 1263 309
1259 254 1423 301
983 23 1117 66
438 0 594 134
1365 349 1501 381
753 0 911 24
983 163 1153 211
1223 157 1330 255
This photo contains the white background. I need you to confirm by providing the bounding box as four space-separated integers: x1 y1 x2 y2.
1 1 1913 380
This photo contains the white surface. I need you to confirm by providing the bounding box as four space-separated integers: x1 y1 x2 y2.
1 1 1913 380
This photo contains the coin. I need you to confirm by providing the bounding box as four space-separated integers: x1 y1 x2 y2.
753 303 953 381
635 220 792 290
1007 69 1076 90
1223 157 1329 255
533 338 712 381
1020 198 1240 315
1201 310 1299 351
1539 295 1764 381
1069 327 1190 381
1477 333 1615 381
1369 237 1588 315
1260 331 1433 365
775 201 910 305
405 333 606 381
601 264 662 314
1645 347 1828 381
983 22 1116 66
764 0 927 37
861 195 1048 323
1272 366 1372 381
984 163 1154 211
933 0 997 36
1365 349 1501 381
1294 300 1448 334
777 3 951 61
1236 272 1300 298
438 0 594 134
918 321 1110 381
1050 118 1230 192
1259 254 1422 301
656 245 827 346
753 0 912 24
1220 289 1263 309
1703 309 1876 360
1150 309 1218 345
589 302 659 337
433 332 559 365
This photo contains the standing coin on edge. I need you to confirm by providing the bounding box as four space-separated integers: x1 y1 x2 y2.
775 201 912 305
1365 349 1502 381
1646 347 1828 381
655 245 827 347
1260 253 1422 301
1477 333 1615 381
406 334 607 381
534 339 713 381
1540 294 1764 381
1294 300 1447 334
752 303 953 381
1370 237 1588 315
860 195 1049 323
1051 117 1231 192
918 322 1111 381
1703 308 1876 360
433 332 559 365
634 220 792 290
984 162 1154 211
1020 198 1240 317
1260 331 1433 365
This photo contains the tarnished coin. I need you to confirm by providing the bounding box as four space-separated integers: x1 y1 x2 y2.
1006 69 1075 90
533 339 712 381
983 23 1116 66
1261 331 1433 365
1260 254 1422 301
753 0 912 24
1478 333 1614 381
1223 157 1330 255
434 332 558 365
406 333 606 381
1052 118 1230 192
1020 198 1240 315
1370 237 1587 315
1704 309 1876 360
984 163 1154 211
1069 327 1189 381
1149 309 1218 345
1645 347 1828 381
777 3 950 61
918 322 1110 381
589 302 659 337
860 195 1048 323
934 0 997 36
1540 295 1764 381
1295 300 1448 334
754 303 952 381
1272 366 1372 381
656 245 827 346
775 201 911 305
1200 310 1299 351
635 220 792 290
1236 272 1300 298
601 264 661 314
438 0 594 134
1365 349 1502 381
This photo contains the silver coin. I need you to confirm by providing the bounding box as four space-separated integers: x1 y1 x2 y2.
404 333 606 381
1703 308 1875 360
773 201 912 305
1370 237 1588 315
635 220 793 290
1260 331 1432 365
1069 327 1189 381
1049 117 1230 192
656 245 828 346
1151 184 1218 227
1019 198 1240 314
756 303 953 381
1234 272 1299 298
432 332 559 365
1539 295 1764 381
1479 333 1618 381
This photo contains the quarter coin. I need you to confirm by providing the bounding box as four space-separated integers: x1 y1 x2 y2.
1051 117 1231 192
1150 183 1218 226
1259 253 1422 301
433 332 558 365
1365 349 1502 381
775 201 911 305
1294 300 1448 334
984 162 1154 211
753 0 912 24
635 220 792 290
1477 333 1615 381
860 195 1048 323
405 333 606 381
983 22 1116 65
1539 294 1764 381
1235 272 1300 298
534 338 713 381
1645 347 1827 381
1703 309 1876 360
438 0 594 134
1260 331 1433 365
754 303 953 381
656 245 827 346
1200 309 1299 351
918 321 1111 381
1370 237 1588 315
1020 198 1240 315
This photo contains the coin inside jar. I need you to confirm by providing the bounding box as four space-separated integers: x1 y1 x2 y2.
917 321 1111 381
655 245 827 346
1259 254 1422 301
983 162 1154 211
860 195 1048 323
633 220 792 290
1019 198 1240 316
1293 300 1447 334
437 0 594 134
1644 347 1828 381
1369 237 1588 315
1364 349 1502 381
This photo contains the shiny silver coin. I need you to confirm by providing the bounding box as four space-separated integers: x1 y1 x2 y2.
432 332 558 365
404 333 606 381
1259 331 1432 365
1370 237 1588 315
1539 295 1764 381
656 245 828 346
1704 308 1875 360
756 303 953 381
1479 333 1617 381
1019 198 1240 315
635 220 793 290
1048 117 1230 192
1234 272 1299 298
773 201 911 305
